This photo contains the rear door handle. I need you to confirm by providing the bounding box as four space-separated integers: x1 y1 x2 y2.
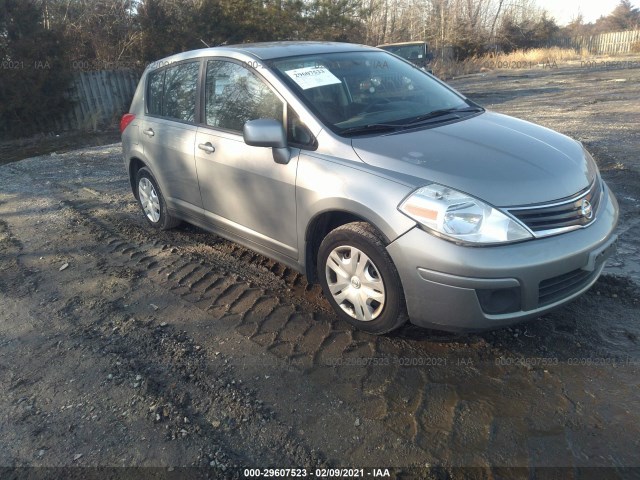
143 128 155 137
198 142 215 154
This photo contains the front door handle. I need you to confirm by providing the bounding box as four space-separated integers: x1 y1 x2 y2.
198 142 215 154
143 128 155 137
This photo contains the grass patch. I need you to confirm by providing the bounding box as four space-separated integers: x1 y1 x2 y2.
432 47 583 79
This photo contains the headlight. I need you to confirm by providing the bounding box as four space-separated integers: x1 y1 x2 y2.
398 184 533 245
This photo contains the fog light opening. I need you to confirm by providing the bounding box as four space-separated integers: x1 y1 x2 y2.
476 287 521 315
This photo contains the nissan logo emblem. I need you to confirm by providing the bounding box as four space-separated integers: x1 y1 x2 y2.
581 199 593 219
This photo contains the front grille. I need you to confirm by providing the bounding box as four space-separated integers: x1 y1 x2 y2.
538 268 598 306
508 177 602 235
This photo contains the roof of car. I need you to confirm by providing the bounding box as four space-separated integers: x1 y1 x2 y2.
151 41 379 66
377 41 426 47
221 41 379 59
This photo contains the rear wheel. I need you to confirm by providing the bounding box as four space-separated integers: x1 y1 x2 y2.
136 167 180 230
318 222 407 334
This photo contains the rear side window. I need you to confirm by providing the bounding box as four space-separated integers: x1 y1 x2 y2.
205 60 283 132
146 61 200 123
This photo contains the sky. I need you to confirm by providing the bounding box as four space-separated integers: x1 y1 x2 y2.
533 0 640 25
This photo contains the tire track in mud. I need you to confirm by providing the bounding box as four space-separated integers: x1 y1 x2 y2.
36 181 484 462
37 186 523 467
8 160 629 468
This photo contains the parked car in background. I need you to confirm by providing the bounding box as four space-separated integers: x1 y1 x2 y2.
121 42 618 334
377 41 434 70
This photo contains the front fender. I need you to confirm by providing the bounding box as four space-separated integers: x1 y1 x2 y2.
296 152 416 267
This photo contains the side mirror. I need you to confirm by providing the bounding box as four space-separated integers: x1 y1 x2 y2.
243 119 290 164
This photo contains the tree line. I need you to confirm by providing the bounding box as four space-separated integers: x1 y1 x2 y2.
1 0 639 138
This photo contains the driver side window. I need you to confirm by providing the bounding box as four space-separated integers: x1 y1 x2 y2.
205 60 284 132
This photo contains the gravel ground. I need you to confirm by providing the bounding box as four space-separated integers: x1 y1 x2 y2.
1 60 640 479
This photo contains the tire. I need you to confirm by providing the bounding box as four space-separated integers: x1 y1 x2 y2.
135 167 181 230
317 222 408 334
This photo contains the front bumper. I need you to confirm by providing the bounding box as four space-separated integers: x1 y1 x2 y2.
387 184 619 331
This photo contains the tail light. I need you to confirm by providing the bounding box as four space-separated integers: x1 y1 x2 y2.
120 113 136 133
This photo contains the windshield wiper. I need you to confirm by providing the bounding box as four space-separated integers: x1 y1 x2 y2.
401 106 484 126
339 123 401 136
338 106 484 136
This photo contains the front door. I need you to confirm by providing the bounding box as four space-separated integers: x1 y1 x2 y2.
195 59 299 259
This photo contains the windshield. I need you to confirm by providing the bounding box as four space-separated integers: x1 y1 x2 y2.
270 51 475 135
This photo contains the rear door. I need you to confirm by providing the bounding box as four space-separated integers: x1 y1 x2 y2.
139 60 203 220
195 59 299 259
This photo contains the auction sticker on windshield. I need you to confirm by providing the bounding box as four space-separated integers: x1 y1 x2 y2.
285 66 341 90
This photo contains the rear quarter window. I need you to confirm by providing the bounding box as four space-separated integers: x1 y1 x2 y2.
147 69 164 116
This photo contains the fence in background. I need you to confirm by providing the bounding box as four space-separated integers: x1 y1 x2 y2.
549 29 640 55
52 69 140 133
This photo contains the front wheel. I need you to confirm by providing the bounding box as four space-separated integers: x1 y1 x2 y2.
317 222 408 334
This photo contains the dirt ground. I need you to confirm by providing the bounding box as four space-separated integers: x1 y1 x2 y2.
0 130 121 167
1 59 640 479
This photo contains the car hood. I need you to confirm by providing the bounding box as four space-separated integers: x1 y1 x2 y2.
351 111 597 207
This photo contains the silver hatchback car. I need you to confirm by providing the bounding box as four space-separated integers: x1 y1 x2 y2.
121 42 618 334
